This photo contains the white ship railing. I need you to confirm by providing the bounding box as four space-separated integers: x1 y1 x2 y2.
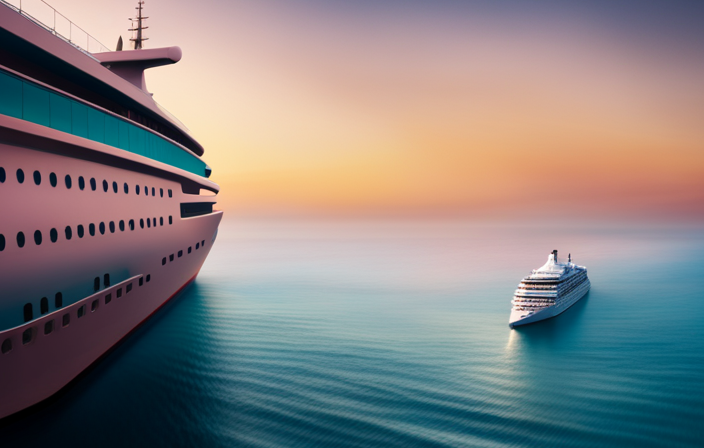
0 0 111 57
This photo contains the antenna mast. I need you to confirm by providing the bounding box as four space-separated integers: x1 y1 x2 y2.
128 1 149 50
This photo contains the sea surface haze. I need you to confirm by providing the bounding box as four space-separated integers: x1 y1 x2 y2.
1 218 703 447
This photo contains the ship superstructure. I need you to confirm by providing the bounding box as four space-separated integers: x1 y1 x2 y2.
509 250 590 328
0 1 221 418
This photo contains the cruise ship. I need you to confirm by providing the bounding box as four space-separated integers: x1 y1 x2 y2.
509 250 590 328
0 1 221 419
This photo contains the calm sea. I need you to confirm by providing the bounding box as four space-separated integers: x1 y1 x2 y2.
2 218 703 447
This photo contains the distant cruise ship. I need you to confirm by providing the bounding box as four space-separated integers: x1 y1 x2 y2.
509 250 590 328
0 1 221 418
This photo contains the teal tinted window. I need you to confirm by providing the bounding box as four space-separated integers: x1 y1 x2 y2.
50 93 71 132
88 108 105 142
105 115 119 147
0 71 22 119
118 119 130 150
71 101 88 138
23 83 50 126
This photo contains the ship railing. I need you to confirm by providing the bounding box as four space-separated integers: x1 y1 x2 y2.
0 0 111 58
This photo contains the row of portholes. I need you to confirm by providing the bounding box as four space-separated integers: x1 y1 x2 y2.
0 216 173 250
162 239 207 266
0 166 173 198
1 274 152 355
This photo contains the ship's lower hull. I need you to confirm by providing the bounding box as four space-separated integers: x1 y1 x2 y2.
508 279 590 328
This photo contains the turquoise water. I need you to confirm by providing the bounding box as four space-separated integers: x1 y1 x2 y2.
2 218 703 447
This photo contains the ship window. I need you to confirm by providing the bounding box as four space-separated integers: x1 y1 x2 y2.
91 300 98 312
50 228 58 243
40 297 48 314
102 180 108 192
33 170 41 185
140 218 144 229
55 292 63 308
160 188 163 197
77 305 85 318
168 189 172 198
129 219 135 231
0 167 4 183
89 223 96 236
104 273 110 287
112 181 118 193
50 172 57 187
145 185 149 196
188 247 192 254
124 183 129 194
152 187 155 196
160 217 164 226
162 257 166 265
99 222 105 234
90 178 96 191
0 234 4 251
44 320 54 335
62 313 70 327
126 283 133 293
16 168 24 184
77 225 84 238
169 216 173 225
105 293 112 305
147 218 151 228
202 240 205 246
152 218 156 227
94 277 100 291
117 288 122 298
119 220 125 232
196 242 200 250
136 185 140 195
22 329 32 345
79 176 85 190
1 338 11 354
139 278 144 286
16 231 25 248
65 226 72 240
23 303 33 322
178 250 183 258
34 230 42 245
65 174 72 189
169 254 174 262
146 274 151 282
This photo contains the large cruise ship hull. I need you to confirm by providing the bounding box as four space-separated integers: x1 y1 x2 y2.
509 279 590 328
0 136 222 419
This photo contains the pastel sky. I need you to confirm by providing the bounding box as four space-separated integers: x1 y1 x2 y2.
39 0 704 221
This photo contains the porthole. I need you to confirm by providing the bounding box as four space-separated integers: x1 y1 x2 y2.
162 257 166 265
169 254 174 262
1 338 11 354
77 225 84 238
91 300 98 312
23 303 33 322
129 219 135 231
99 222 105 234
160 188 163 197
202 240 205 246
152 187 155 196
119 220 125 231
145 185 149 196
0 167 5 183
136 185 140 195
34 230 42 245
139 278 144 286
112 181 118 193
16 231 25 248
44 320 54 335
196 242 200 250
65 226 72 240
126 283 133 293
33 170 41 185
0 234 4 251
40 297 48 314
50 172 57 187
65 174 72 189
169 216 173 225
89 223 96 236
55 292 63 308
117 288 122 298
124 183 129 194
22 329 32 345
105 294 112 305
79 176 85 190
16 168 24 183
160 217 164 226
94 277 100 291
102 180 108 192
50 228 58 243
147 218 151 228
168 189 172 198
77 305 85 318
188 247 192 254
109 221 115 233
178 250 183 258
152 218 156 227
90 178 96 191
62 314 70 327
104 273 110 287
146 274 151 282
140 218 144 229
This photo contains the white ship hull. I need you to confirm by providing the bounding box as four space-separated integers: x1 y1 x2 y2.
509 279 590 328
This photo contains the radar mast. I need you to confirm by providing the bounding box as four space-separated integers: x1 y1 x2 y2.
128 1 149 50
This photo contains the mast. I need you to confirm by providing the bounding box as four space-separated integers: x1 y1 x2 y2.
128 1 149 50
